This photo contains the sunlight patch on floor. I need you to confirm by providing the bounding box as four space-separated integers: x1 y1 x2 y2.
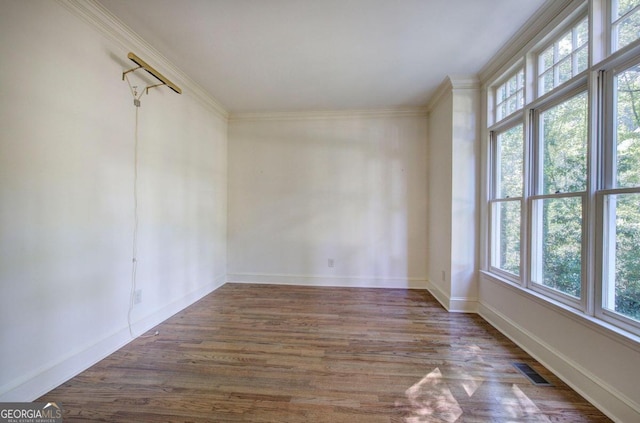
403 367 463 423
401 344 555 422
506 384 552 422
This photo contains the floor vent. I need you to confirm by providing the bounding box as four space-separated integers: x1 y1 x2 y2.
512 362 552 386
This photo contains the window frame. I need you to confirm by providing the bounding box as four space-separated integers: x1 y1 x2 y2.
488 117 526 281
528 84 590 310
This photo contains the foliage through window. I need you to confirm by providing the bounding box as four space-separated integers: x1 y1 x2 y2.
603 193 640 321
612 0 640 52
540 92 588 194
530 92 588 299
532 196 583 298
614 64 640 188
490 125 523 276
600 60 640 324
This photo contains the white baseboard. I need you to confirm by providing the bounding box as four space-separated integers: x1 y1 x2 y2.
0 275 226 402
227 272 427 289
426 280 478 312
479 302 640 423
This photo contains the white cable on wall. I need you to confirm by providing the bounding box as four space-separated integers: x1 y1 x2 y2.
124 75 157 339
121 53 181 339
127 102 140 338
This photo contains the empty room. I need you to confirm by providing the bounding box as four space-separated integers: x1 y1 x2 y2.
1 0 639 421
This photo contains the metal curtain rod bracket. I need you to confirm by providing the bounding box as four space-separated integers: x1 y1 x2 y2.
122 52 182 95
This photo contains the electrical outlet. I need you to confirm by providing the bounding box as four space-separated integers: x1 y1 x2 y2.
328 258 334 268
134 289 142 304
441 270 446 281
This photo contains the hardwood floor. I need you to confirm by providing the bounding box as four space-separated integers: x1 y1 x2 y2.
39 283 612 422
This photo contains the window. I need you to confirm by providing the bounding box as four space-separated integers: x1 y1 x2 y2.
531 91 588 301
600 60 640 328
602 192 640 321
613 63 640 189
496 70 525 121
612 0 640 52
538 17 588 96
538 92 588 195
490 125 523 277
485 1 640 337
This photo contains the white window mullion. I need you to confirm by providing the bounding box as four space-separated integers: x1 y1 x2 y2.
516 121 527 282
529 197 543 288
585 68 605 316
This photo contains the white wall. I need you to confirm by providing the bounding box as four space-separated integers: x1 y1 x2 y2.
426 78 479 312
228 112 428 288
450 84 479 305
0 1 227 401
427 92 453 297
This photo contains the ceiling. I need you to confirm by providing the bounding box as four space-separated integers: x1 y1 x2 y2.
98 0 547 114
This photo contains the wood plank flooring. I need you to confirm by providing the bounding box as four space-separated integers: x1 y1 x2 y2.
39 283 612 422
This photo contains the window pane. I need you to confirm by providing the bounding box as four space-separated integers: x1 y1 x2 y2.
497 125 523 198
541 46 554 71
540 71 554 94
616 0 640 19
497 103 507 121
498 85 507 102
613 0 640 51
557 32 572 59
541 92 588 194
532 197 583 298
576 18 588 46
576 46 588 74
603 193 640 321
517 91 524 109
617 12 640 50
615 65 640 188
507 96 517 116
492 201 521 275
558 58 572 85
517 70 525 89
509 75 517 96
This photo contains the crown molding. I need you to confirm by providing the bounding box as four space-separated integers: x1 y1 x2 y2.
56 0 229 120
426 75 479 112
449 75 481 91
229 107 428 122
